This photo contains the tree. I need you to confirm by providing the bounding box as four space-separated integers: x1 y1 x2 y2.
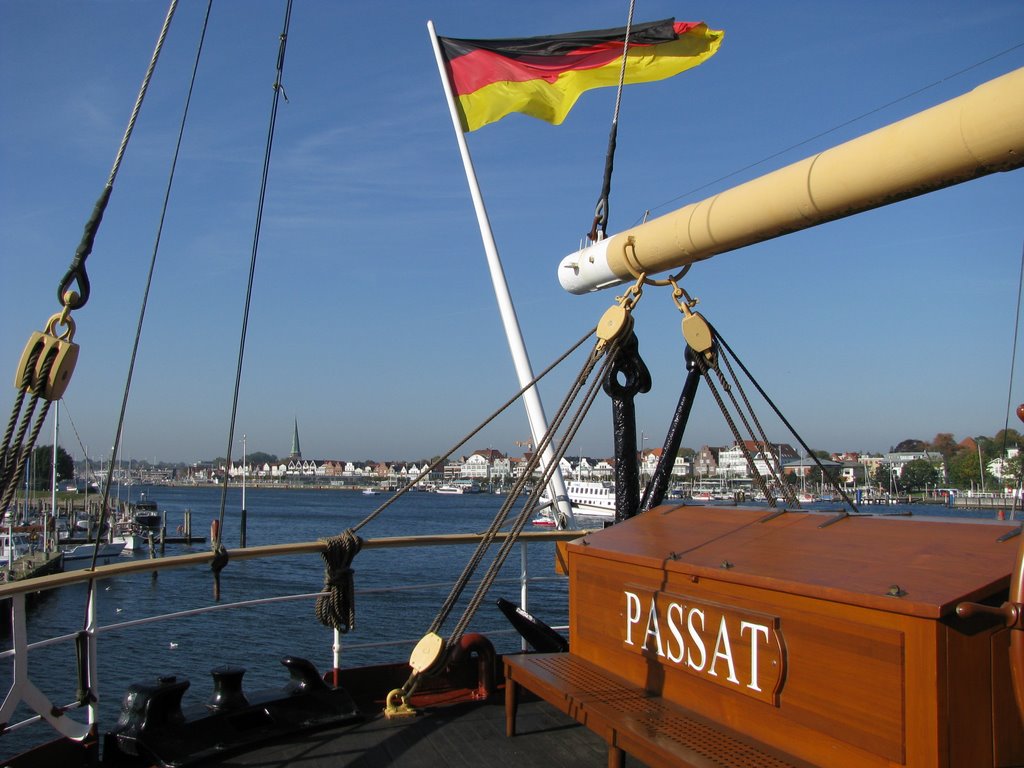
246 451 278 466
899 459 939 493
992 429 1023 453
929 433 958 462
947 449 992 489
872 464 895 490
893 439 926 452
1002 454 1024 492
29 444 75 491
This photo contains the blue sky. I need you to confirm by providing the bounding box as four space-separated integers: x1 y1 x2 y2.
1 0 1022 465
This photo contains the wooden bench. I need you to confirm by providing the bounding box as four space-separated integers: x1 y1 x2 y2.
504 652 813 768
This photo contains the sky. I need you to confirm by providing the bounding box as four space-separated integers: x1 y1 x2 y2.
1 0 1022 466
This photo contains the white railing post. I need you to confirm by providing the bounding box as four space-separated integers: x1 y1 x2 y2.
520 541 529 652
87 587 99 727
333 627 341 677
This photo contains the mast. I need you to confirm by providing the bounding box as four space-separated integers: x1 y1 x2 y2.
49 401 57 554
427 20 576 528
559 67 1024 294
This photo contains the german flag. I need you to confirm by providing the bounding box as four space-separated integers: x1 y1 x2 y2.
439 19 723 132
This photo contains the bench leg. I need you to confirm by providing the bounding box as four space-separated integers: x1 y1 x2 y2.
505 677 519 737
607 744 624 768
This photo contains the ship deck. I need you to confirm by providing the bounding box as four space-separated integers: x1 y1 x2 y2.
217 694 621 768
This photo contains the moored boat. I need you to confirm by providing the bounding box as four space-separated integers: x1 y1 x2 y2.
0 532 33 568
60 540 127 561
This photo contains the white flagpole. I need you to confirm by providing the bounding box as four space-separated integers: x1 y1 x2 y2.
427 20 576 529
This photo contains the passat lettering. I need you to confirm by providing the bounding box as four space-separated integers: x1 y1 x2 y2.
623 588 781 701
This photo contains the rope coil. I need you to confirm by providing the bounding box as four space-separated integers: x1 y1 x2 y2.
315 530 363 632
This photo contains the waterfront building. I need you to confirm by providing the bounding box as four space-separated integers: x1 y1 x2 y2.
885 450 946 480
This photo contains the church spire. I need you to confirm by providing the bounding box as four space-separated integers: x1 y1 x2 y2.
289 419 301 460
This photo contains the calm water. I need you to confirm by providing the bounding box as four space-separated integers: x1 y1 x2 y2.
0 486 1012 759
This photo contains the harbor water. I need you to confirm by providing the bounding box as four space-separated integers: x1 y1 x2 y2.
0 486 1015 760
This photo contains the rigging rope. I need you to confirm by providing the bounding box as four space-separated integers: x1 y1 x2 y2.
343 326 596 538
631 41 1024 228
213 0 294 593
87 1 215 585
1 0 181 516
58 0 181 311
312 326 595 633
1001 240 1024 520
395 330 623 703
588 0 637 242
0 351 57 514
710 324 861 514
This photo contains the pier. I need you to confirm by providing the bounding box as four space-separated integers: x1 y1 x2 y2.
3 550 63 583
949 494 1022 516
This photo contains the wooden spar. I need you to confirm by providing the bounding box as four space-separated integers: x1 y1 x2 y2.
559 66 1024 294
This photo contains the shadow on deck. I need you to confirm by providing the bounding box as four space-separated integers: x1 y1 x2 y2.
217 695 627 768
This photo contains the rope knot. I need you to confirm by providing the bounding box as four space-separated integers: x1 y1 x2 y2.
315 530 363 633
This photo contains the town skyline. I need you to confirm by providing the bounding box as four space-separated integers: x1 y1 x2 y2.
62 419 1022 470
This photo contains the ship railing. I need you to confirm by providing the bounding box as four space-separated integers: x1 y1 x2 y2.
0 528 585 748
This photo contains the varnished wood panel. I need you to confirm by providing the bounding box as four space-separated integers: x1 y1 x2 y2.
991 627 1024 766
575 506 1019 618
570 554 909 763
564 506 1022 767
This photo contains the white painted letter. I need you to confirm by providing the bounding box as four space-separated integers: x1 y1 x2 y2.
740 621 770 692
666 602 686 663
709 616 739 684
642 597 664 657
686 608 706 670
624 591 640 646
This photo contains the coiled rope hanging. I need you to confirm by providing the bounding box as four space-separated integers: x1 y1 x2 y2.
315 530 362 632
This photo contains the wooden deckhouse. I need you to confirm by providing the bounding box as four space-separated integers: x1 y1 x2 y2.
507 505 1024 766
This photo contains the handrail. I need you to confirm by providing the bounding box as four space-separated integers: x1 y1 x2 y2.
0 528 589 598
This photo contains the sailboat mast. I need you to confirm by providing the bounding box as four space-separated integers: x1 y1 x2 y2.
48 401 58 553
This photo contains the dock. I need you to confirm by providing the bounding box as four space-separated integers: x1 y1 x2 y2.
4 550 63 582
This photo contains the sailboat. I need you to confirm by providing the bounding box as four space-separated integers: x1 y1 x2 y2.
0 3 1022 767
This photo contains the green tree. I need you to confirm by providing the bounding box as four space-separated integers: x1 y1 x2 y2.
29 444 75 491
1002 454 1024 492
893 439 926 452
946 449 992 489
899 459 939 493
872 464 897 490
246 451 278 466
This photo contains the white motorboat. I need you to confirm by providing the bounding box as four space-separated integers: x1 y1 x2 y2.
61 541 127 561
0 532 33 567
